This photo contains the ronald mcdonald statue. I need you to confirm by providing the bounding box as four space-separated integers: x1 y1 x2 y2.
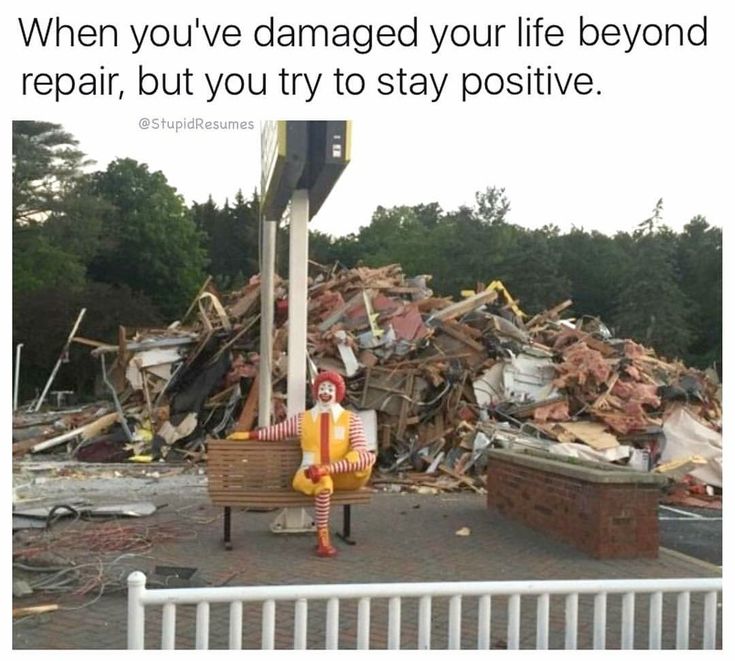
228 371 375 557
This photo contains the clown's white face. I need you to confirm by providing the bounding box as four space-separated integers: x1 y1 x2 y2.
317 381 337 406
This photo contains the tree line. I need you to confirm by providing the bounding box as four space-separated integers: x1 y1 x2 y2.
12 121 721 402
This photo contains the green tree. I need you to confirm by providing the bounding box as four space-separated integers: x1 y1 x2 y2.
193 190 260 289
611 202 692 359
500 226 571 314
676 216 722 367
88 158 208 319
12 121 97 295
556 227 633 321
313 187 518 297
13 283 163 402
12 228 86 294
474 186 511 225
12 120 90 225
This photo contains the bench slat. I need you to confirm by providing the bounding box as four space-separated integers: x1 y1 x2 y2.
209 493 372 507
206 439 373 507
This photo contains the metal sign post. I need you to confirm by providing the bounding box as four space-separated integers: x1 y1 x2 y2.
14 343 24 411
258 218 277 427
286 190 310 416
259 120 351 532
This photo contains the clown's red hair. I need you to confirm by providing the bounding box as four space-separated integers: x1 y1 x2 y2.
312 371 346 403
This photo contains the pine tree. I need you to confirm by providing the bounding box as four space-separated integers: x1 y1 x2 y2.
611 201 692 359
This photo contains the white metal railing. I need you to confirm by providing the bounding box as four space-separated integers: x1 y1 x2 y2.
127 572 721 650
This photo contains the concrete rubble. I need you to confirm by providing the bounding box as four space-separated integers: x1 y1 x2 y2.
12 262 722 506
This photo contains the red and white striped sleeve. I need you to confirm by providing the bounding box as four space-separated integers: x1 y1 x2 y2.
253 413 302 441
348 413 370 452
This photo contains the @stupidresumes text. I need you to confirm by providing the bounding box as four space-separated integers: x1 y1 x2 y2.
138 117 255 132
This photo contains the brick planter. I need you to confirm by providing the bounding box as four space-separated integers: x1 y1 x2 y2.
486 448 668 559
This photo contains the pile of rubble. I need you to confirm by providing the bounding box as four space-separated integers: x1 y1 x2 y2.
13 263 722 503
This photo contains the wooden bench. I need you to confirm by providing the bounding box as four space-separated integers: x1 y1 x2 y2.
207 439 373 550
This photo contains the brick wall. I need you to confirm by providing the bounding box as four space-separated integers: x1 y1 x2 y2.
486 454 661 559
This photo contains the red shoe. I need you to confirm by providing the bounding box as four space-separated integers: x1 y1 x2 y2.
316 528 337 558
305 464 329 484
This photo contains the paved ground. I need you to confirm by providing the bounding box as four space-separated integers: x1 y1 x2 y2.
11 463 723 650
658 504 723 567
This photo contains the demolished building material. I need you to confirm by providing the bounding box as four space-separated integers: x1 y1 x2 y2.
13 262 722 503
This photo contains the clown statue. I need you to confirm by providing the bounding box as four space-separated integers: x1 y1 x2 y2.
228 371 375 557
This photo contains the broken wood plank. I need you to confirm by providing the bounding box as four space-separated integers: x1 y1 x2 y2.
437 464 483 493
436 321 486 353
427 289 498 323
71 336 116 350
552 421 620 450
318 292 366 332
31 412 119 453
380 424 392 451
90 335 198 356
181 275 214 324
397 372 415 439
234 373 259 432
228 284 260 320
211 314 260 361
13 436 47 457
117 325 128 366
13 604 58 618
526 299 573 329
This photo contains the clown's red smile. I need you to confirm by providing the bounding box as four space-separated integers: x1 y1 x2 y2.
317 382 337 405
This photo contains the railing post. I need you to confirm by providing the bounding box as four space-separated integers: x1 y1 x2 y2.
357 597 371 650
229 602 243 650
564 593 578 650
195 602 210 649
703 591 718 650
448 595 462 649
477 595 491 650
593 593 607 649
536 593 550 649
326 598 340 649
418 596 432 650
294 599 308 650
507 594 521 650
262 600 276 649
676 592 690 649
621 592 635 650
649 592 663 650
161 603 176 649
388 597 401 649
127 571 147 650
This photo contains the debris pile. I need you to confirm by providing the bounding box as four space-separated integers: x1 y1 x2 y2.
13 263 722 502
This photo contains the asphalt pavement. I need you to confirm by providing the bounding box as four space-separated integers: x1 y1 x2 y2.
657 504 723 567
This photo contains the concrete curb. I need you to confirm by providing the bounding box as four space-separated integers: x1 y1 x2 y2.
659 546 722 573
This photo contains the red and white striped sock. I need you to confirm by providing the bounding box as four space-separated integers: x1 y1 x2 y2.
314 491 331 529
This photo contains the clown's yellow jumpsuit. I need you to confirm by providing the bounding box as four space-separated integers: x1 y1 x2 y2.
252 404 373 493
248 404 374 555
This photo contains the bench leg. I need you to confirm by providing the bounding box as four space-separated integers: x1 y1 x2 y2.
335 505 356 546
224 506 233 551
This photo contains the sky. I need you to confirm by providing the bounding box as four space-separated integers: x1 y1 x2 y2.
62 112 725 240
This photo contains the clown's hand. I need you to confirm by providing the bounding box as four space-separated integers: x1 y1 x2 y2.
304 464 330 484
227 430 254 441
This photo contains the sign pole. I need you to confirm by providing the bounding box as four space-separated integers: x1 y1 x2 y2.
258 219 277 426
14 343 24 411
286 190 310 416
